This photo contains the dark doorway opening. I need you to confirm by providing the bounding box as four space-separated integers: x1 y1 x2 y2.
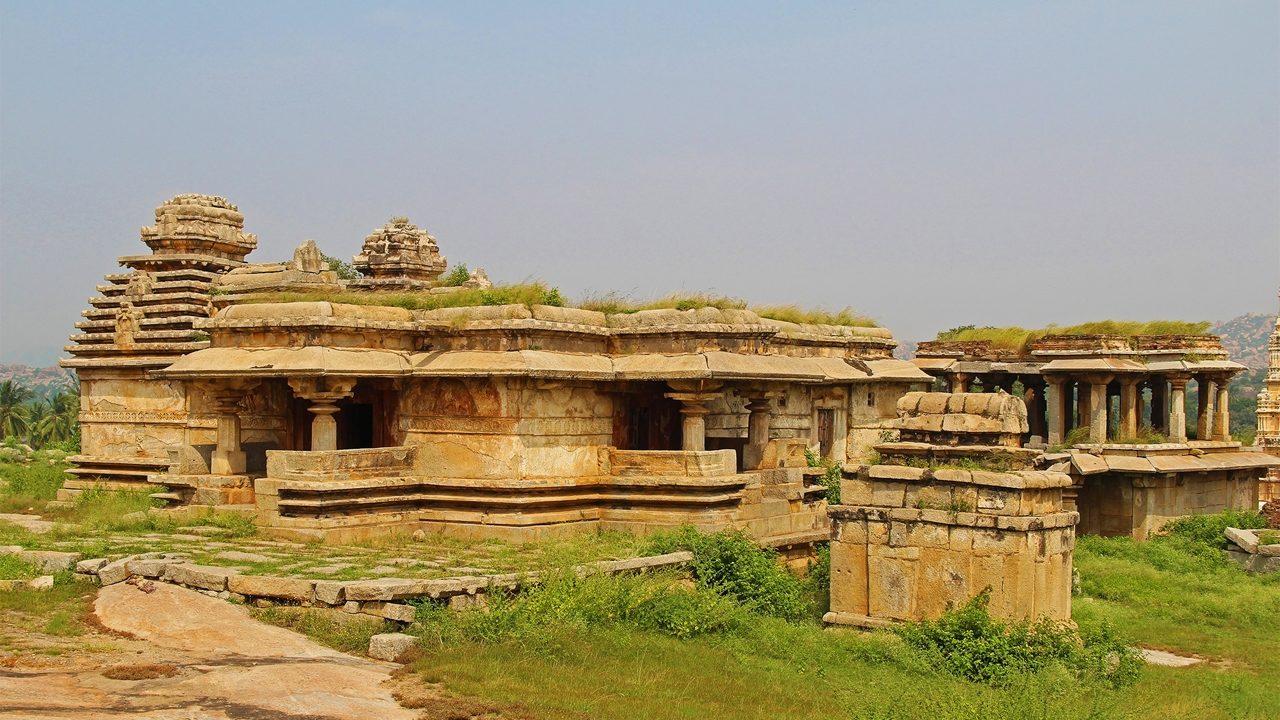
613 386 681 450
817 408 836 459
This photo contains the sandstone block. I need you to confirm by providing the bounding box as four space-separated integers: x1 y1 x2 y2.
18 550 80 573
368 632 419 662
313 580 348 605
126 558 172 578
98 557 136 586
76 558 109 574
361 601 417 623
163 563 238 591
28 575 54 591
344 578 429 602
228 575 315 602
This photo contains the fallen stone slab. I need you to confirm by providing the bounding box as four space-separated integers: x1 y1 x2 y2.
163 563 239 591
360 601 417 623
228 574 315 602
368 632 419 662
98 556 137 586
17 549 81 573
0 513 54 534
1225 527 1258 554
126 557 174 579
28 575 54 591
75 557 109 574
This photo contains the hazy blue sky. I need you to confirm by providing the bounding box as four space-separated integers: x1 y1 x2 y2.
1 1 1277 366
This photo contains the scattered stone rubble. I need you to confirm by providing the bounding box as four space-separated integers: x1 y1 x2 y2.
1224 527 1280 573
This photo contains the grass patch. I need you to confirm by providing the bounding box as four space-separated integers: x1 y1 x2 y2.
578 291 879 327
0 554 40 580
251 606 396 654
0 461 67 512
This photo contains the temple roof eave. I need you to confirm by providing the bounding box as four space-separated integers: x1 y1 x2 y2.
152 347 928 384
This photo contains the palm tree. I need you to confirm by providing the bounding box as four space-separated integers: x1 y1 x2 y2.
0 380 33 440
26 400 51 447
37 388 80 447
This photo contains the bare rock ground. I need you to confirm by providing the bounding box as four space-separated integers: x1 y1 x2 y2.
0 582 420 719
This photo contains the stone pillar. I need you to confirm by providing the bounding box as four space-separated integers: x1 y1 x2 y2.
1213 378 1231 441
288 377 358 452
1086 376 1112 444
1168 375 1189 443
1150 380 1167 433
201 379 261 476
1077 382 1091 437
743 396 775 470
211 397 246 475
1046 377 1066 445
1196 377 1215 441
666 392 720 452
951 372 970 393
1118 378 1139 440
1141 381 1152 430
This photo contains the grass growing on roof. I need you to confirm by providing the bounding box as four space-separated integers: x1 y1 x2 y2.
577 291 880 327
936 320 1213 353
241 282 566 311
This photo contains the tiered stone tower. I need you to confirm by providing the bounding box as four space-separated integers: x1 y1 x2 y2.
349 216 447 290
1257 292 1280 502
60 194 256 493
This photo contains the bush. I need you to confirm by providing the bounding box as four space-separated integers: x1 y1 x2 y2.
645 527 812 621
1163 509 1267 549
415 570 750 647
440 263 470 287
320 252 361 280
804 448 842 504
894 589 1141 688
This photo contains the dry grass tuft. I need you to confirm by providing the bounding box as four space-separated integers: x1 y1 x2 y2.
102 663 179 680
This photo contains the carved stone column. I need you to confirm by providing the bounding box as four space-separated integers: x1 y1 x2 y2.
1118 377 1139 440
1168 374 1190 443
950 372 970 394
1213 376 1232 441
1046 377 1066 445
1196 376 1215 440
1082 374 1114 444
1150 380 1167 433
288 377 358 452
666 392 721 452
742 394 779 470
198 378 261 475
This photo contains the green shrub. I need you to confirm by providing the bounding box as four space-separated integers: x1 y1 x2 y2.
320 252 361 280
440 263 470 287
415 570 750 646
894 588 1141 688
1163 509 1267 548
645 527 811 621
804 448 843 503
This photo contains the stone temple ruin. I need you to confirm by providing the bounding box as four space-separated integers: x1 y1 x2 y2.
63 194 931 549
61 193 1279 624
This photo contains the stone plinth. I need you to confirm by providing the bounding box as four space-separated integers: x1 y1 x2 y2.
825 464 1077 627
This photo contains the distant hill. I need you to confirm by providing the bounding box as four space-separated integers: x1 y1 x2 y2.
1213 313 1275 369
0 363 75 400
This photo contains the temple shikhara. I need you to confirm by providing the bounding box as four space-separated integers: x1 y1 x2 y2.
61 193 1280 623
1257 303 1280 502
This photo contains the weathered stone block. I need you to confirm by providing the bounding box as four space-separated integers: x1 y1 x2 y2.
163 563 238 591
368 632 419 662
361 601 417 623
313 580 349 605
228 575 315 602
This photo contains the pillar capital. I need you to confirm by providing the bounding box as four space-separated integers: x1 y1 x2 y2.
288 376 357 403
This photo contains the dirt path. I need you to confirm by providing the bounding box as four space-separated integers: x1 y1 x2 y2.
0 582 419 719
